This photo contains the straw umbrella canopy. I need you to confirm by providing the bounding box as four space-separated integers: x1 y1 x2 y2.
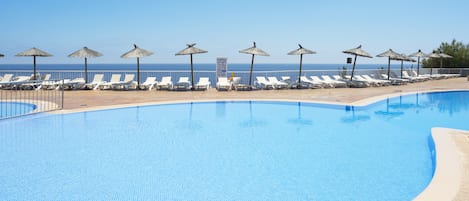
376 49 402 80
175 43 208 90
288 44 316 89
15 47 52 80
239 42 270 87
342 45 372 81
426 51 441 76
395 53 415 78
121 44 153 88
438 51 453 69
68 47 103 83
409 49 427 76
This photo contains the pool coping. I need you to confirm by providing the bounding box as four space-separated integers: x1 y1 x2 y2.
413 127 469 201
49 88 469 200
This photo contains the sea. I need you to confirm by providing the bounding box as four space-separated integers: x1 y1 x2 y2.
0 63 413 72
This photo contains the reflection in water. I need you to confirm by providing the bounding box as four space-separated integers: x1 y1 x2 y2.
287 102 313 125
427 91 469 115
341 105 371 123
374 97 405 120
238 101 267 128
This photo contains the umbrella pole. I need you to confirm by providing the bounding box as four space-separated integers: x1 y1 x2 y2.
400 60 403 78
387 57 391 80
430 58 433 76
248 54 255 87
137 57 140 89
84 57 88 83
297 54 303 89
350 55 357 81
417 56 420 76
33 56 37 80
190 54 194 90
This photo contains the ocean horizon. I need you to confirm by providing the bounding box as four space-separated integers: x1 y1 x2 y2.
0 63 416 72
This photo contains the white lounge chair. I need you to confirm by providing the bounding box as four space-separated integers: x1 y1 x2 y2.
0 74 14 88
310 76 334 88
195 77 211 90
380 74 408 85
20 74 52 90
83 74 105 90
99 74 122 90
157 76 173 90
361 75 391 86
321 75 347 88
140 77 157 90
334 75 369 88
300 76 322 88
402 71 425 82
267 76 289 89
353 75 379 87
173 77 191 90
216 77 231 91
255 76 275 89
1 75 31 89
61 78 86 90
112 74 137 90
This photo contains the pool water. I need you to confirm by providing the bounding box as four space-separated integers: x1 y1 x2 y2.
0 102 37 119
1 91 468 200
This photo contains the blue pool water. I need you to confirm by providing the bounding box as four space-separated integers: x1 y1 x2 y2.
0 102 37 119
1 91 468 200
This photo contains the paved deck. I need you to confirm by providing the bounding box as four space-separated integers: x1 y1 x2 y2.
63 77 469 110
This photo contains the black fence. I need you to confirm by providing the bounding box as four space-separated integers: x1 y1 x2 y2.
0 80 64 119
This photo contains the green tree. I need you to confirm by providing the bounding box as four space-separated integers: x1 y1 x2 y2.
422 39 469 68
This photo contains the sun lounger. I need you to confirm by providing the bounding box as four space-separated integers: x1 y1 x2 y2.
112 74 137 90
173 77 192 90
139 77 157 90
310 76 334 88
255 76 275 89
380 74 408 85
321 75 347 88
401 71 423 82
300 76 322 88
1 76 31 89
157 76 173 90
361 75 391 86
61 78 86 90
83 74 105 90
20 74 52 90
334 75 369 88
0 74 14 88
267 76 289 89
99 74 122 90
195 77 211 90
353 75 380 87
216 77 231 91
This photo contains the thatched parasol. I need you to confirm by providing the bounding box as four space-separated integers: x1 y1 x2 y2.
342 45 372 81
68 47 103 83
121 44 153 88
175 43 208 90
239 42 269 87
288 44 316 89
408 49 426 76
376 49 402 80
15 47 53 80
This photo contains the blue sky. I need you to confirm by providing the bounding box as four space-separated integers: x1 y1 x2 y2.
0 0 468 64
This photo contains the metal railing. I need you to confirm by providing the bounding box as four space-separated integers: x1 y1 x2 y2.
0 80 64 119
0 68 446 87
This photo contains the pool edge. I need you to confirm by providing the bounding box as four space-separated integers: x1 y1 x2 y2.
414 127 469 201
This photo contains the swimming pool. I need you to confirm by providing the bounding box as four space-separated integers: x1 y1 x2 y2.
1 91 468 200
0 101 37 119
